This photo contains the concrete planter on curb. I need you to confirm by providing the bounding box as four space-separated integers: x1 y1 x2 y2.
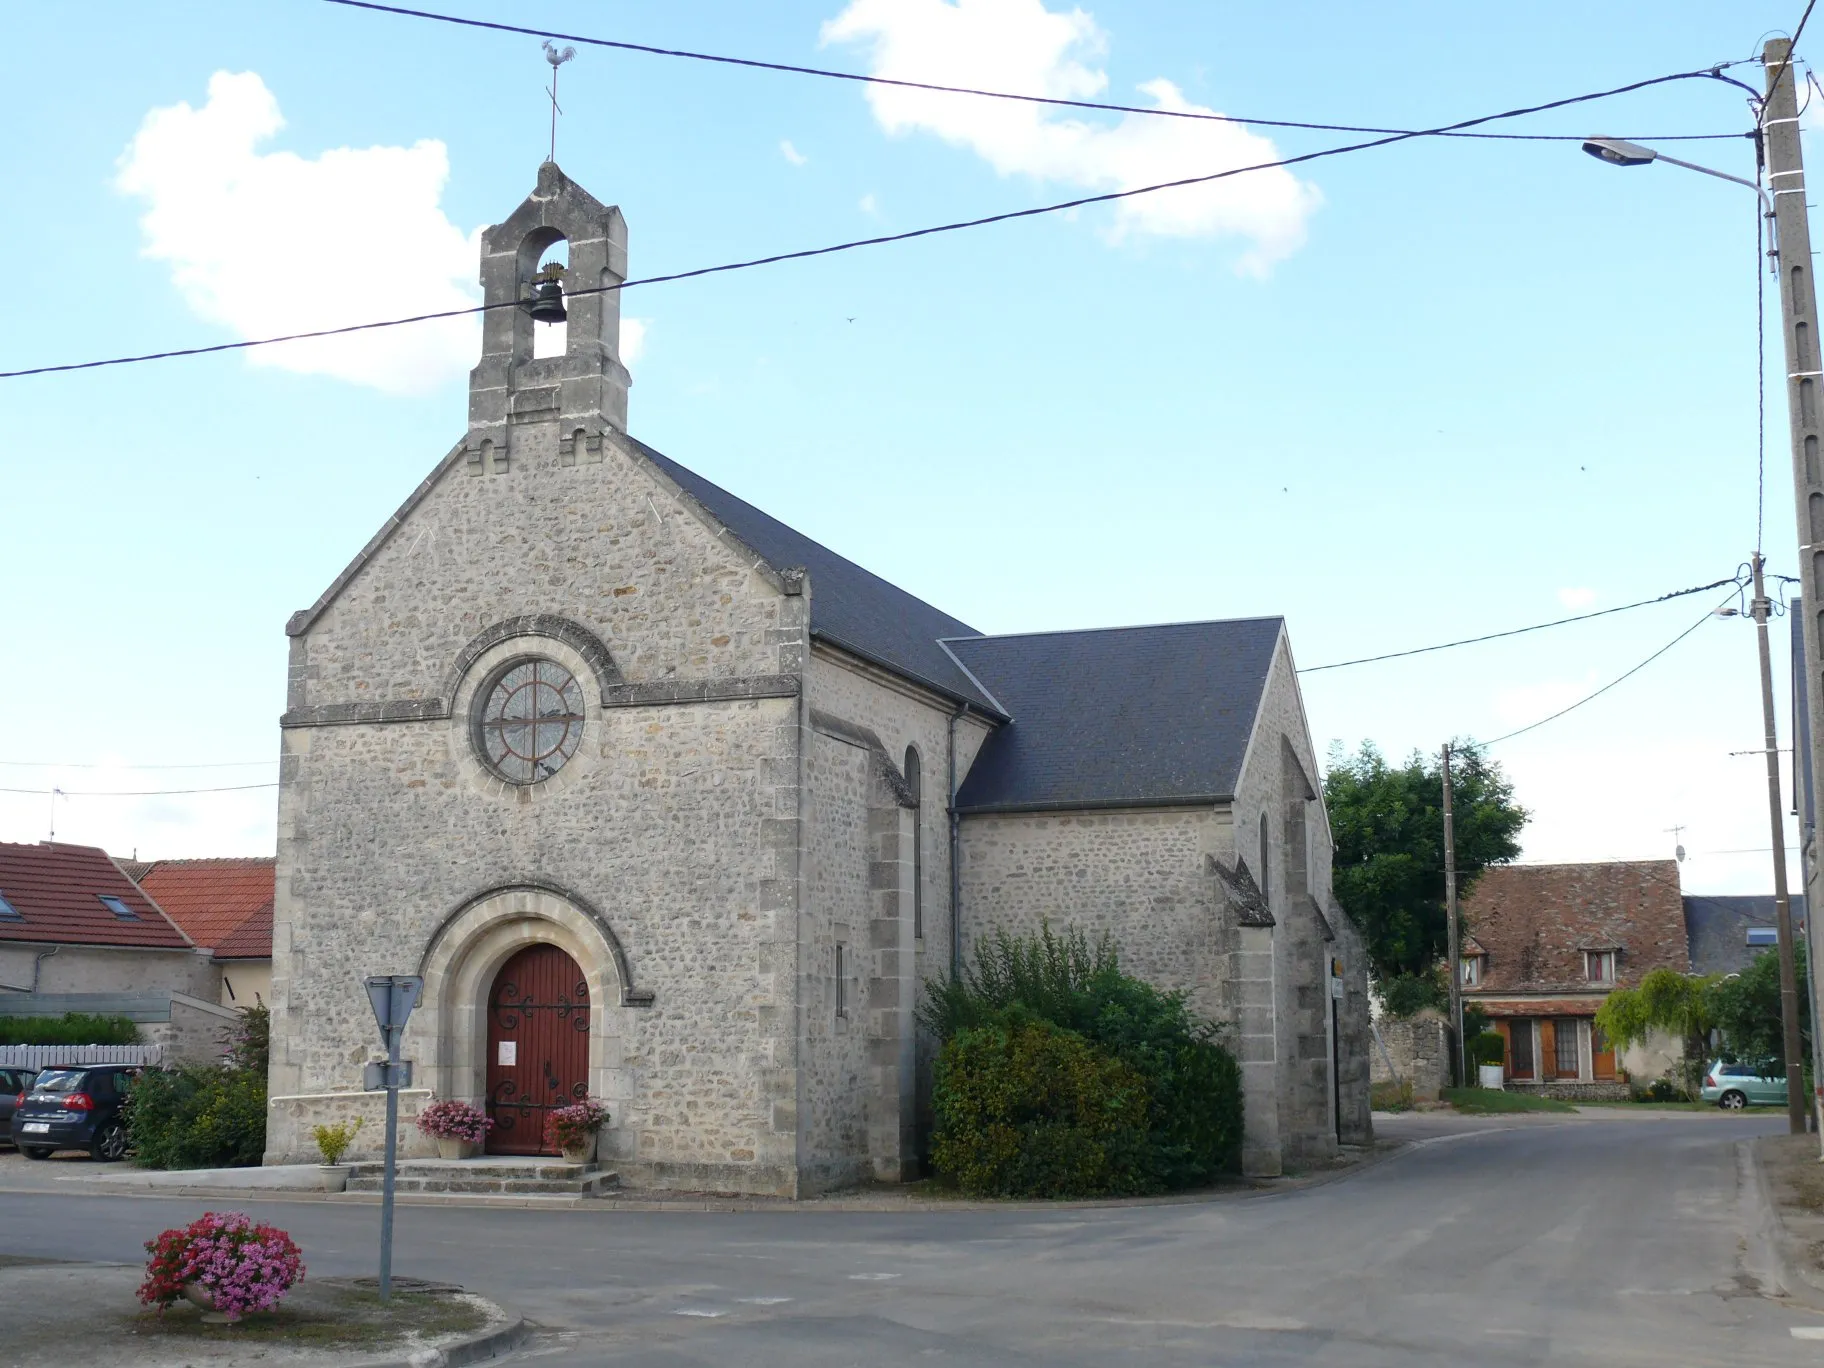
436 1138 482 1160
1478 1065 1505 1090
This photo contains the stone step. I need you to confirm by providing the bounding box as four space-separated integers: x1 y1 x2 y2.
343 1161 618 1197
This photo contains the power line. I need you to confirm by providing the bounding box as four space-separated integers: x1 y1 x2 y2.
1480 593 1734 747
0 758 276 771
0 782 279 797
0 66 1748 382
321 0 1750 144
1299 575 1745 673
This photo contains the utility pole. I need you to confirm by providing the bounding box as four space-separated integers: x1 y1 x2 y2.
1750 553 1807 1132
1443 743 1463 1086
1765 38 1824 1145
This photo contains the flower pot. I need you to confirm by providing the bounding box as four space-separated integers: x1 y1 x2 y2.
1478 1064 1505 1090
436 1137 480 1160
561 1140 595 1164
181 1282 232 1324
314 1164 351 1192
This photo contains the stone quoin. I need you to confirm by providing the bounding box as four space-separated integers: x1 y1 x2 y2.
266 162 1372 1192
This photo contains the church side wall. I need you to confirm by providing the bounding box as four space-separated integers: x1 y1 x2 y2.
798 650 994 1185
956 808 1221 1020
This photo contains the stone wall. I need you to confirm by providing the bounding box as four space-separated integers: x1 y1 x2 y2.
1370 1013 1449 1102
271 428 809 1194
0 944 216 1000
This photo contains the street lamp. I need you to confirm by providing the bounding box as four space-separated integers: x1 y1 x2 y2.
1580 137 1773 210
1582 131 1810 1136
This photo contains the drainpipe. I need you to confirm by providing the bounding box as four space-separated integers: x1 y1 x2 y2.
947 704 967 976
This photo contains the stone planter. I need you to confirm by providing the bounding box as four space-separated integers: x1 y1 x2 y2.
560 1140 595 1164
315 1163 351 1192
181 1282 232 1325
435 1137 481 1160
1478 1064 1505 1090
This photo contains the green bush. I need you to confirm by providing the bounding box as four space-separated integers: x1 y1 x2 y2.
128 1064 267 1169
921 925 1244 1194
1469 1031 1506 1067
0 1013 138 1046
931 1013 1153 1198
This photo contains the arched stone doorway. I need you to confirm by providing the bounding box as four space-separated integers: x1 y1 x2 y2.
485 943 591 1155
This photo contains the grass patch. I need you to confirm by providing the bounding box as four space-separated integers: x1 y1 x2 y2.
123 1281 487 1348
1370 1080 1414 1113
1441 1087 1577 1114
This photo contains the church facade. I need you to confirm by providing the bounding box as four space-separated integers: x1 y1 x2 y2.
265 164 1372 1192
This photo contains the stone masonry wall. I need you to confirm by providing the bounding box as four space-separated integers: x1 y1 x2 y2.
1370 1014 1448 1101
271 428 807 1194
958 808 1220 1018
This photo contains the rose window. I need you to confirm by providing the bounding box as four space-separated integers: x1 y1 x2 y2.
473 658 585 783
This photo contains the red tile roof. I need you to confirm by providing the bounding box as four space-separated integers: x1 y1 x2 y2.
0 841 192 949
1461 861 1689 997
135 858 274 960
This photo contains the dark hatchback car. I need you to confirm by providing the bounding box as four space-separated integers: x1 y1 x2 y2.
10 1064 138 1161
0 1068 36 1146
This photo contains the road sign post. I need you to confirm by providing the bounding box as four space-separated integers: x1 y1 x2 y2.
363 974 421 1303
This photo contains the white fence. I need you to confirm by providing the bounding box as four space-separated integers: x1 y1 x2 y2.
0 1044 165 1070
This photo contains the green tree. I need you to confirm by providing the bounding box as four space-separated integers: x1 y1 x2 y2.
1711 942 1809 1079
1325 740 1527 1012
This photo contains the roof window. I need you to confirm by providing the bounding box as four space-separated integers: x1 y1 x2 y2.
0 890 19 920
1746 926 1778 947
98 894 138 921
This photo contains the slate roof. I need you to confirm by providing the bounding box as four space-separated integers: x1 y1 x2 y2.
1684 894 1807 978
1461 861 1689 997
0 842 192 950
631 439 1002 713
947 618 1284 813
135 858 275 961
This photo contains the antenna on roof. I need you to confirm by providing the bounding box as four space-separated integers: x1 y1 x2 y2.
543 40 577 165
47 786 62 844
1665 824 1686 862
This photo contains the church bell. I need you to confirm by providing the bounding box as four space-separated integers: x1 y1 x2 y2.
526 262 568 324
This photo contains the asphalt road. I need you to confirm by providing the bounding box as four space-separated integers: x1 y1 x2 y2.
0 1113 1814 1366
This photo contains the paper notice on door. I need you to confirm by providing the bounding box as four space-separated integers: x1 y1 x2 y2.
497 1041 517 1066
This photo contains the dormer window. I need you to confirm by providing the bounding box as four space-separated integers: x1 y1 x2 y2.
1585 950 1616 984
1460 954 1484 987
99 894 138 921
0 890 19 921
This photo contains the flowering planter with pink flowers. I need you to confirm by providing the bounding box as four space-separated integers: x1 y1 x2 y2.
139 1212 305 1322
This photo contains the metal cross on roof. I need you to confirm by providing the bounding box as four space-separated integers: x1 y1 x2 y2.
543 40 576 164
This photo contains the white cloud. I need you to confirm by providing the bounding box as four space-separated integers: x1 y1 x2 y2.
859 192 880 215
621 317 648 364
822 0 1321 272
116 71 482 395
780 138 809 166
1557 587 1597 610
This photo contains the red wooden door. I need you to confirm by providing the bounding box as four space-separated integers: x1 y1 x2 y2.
485 944 590 1155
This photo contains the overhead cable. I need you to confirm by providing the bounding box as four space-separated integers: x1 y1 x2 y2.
0 782 279 797
0 66 1753 382
321 0 1749 143
1299 575 1745 673
1479 594 1733 747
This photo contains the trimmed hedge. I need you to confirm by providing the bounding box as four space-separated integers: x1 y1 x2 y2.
0 1013 138 1047
922 925 1244 1197
1469 1031 1506 1067
128 1064 267 1169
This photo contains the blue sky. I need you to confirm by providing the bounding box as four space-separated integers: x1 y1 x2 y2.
0 1 1813 892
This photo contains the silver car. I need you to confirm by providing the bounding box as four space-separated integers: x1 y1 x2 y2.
1698 1060 1786 1109
0 1068 38 1145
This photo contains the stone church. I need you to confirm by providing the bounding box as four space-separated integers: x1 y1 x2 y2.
266 163 1372 1192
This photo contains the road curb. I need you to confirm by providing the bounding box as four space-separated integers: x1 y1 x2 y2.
342 1306 532 1368
1741 1137 1824 1315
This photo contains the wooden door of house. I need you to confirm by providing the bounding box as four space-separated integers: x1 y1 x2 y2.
1591 1021 1617 1081
1538 1019 1557 1080
485 944 590 1155
1504 1019 1535 1080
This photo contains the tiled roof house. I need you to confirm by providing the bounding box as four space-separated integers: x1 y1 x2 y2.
134 858 275 1007
1460 861 1690 1094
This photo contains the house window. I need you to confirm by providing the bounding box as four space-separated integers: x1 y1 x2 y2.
1460 955 1482 987
0 890 19 921
905 746 923 942
1746 927 1777 948
1555 1020 1582 1078
98 895 138 921
1585 950 1615 984
1509 1019 1535 1078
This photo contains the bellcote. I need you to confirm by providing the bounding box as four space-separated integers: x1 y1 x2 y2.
466 162 631 475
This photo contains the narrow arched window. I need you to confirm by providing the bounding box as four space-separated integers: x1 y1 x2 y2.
905 746 924 941
1259 813 1270 907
